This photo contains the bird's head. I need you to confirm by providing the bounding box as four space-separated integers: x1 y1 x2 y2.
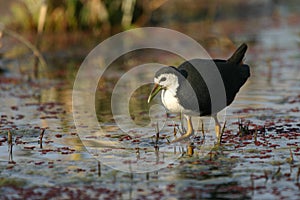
147 66 181 103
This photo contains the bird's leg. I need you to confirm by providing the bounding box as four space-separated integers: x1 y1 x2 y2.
179 112 186 133
171 115 194 143
213 114 221 143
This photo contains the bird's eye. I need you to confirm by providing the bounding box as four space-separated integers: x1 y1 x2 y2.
159 77 166 82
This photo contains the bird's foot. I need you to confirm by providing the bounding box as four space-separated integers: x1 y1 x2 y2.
170 115 194 143
171 129 194 143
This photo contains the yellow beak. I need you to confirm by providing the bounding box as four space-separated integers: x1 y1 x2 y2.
147 84 163 103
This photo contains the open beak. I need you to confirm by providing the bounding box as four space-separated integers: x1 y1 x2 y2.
147 84 163 103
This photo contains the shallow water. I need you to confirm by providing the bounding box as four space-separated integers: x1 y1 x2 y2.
1 12 300 200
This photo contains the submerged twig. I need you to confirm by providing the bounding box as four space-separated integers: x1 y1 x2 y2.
166 137 170 144
155 122 159 145
238 118 250 137
238 118 242 136
201 119 205 138
8 130 13 162
264 170 269 183
136 147 140 160
254 128 258 143
98 161 101 177
297 167 300 183
267 58 272 83
39 129 45 148
221 120 227 134
155 145 159 164
173 123 177 136
200 119 205 138
272 167 281 180
219 120 226 143
286 148 294 164
250 174 254 193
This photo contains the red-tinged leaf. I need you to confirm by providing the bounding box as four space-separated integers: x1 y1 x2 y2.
230 156 240 159
40 149 53 154
260 155 272 159
15 140 26 145
24 146 35 150
75 168 86 172
35 161 44 165
269 144 280 148
40 116 58 119
119 135 132 141
243 141 251 145
85 135 97 139
15 115 24 120
254 141 262 146
11 106 18 111
287 143 297 146
6 165 14 169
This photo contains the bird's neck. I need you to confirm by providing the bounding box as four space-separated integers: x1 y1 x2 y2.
166 81 179 95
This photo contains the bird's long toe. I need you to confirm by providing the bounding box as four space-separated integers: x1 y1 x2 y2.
171 128 194 143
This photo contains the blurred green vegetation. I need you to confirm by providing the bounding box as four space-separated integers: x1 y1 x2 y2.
6 0 117 33
5 0 262 34
2 0 299 53
4 0 169 35
3 0 300 35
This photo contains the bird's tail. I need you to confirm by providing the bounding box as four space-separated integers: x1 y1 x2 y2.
227 43 248 65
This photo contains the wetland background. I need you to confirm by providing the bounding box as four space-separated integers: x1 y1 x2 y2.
0 0 300 199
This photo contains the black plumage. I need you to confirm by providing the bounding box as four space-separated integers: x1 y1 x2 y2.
154 43 250 116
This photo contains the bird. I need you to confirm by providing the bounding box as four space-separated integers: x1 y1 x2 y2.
147 43 250 143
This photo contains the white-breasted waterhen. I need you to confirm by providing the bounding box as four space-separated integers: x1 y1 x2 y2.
148 43 250 143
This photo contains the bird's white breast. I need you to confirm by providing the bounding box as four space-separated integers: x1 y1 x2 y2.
161 89 183 113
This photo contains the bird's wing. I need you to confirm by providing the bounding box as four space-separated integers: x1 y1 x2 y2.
177 56 250 114
177 59 214 116
175 44 250 115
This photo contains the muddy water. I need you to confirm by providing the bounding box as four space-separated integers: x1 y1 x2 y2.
1 23 300 200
